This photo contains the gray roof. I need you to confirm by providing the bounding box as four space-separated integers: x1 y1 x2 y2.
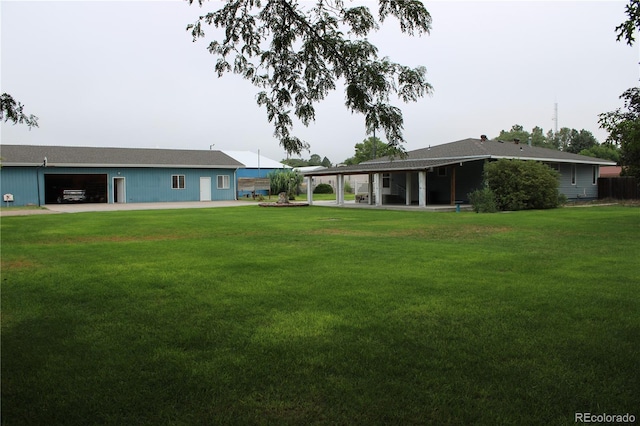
304 138 616 176
0 145 244 169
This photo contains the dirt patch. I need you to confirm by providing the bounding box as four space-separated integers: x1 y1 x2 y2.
305 228 376 237
389 225 512 240
0 208 58 217
1 258 40 271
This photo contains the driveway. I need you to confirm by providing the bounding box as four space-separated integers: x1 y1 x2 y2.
0 201 256 216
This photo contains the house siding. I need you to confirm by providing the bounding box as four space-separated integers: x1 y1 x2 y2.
0 166 236 206
557 163 598 200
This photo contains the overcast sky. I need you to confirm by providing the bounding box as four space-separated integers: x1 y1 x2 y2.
2 1 638 163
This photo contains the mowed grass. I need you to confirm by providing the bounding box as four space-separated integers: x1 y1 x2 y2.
1 205 638 425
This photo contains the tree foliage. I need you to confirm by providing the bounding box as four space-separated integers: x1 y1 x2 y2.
599 88 640 179
1 93 38 129
484 159 562 211
565 129 598 154
343 136 394 165
496 124 530 145
579 144 621 163
267 168 303 198
281 153 331 167
495 124 604 154
467 187 497 213
187 0 433 155
616 0 640 45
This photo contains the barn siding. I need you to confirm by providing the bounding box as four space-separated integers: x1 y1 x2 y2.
0 167 42 206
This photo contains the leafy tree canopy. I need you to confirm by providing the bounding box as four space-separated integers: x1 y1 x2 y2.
343 136 393 165
187 0 433 155
308 153 322 166
565 129 598 154
1 93 38 129
281 153 331 168
616 0 640 45
579 144 621 163
599 87 640 179
494 125 599 152
495 124 530 145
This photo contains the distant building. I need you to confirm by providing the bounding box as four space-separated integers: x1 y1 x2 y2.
222 151 290 198
599 166 622 177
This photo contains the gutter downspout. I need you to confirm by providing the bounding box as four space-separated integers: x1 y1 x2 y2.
234 168 238 200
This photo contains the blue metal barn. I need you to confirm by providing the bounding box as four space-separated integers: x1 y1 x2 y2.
0 145 243 207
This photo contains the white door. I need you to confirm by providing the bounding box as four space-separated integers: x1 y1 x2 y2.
200 177 211 201
113 177 126 203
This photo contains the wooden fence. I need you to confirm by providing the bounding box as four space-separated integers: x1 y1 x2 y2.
598 177 639 200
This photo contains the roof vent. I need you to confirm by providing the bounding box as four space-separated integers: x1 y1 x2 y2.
480 135 488 142
514 138 520 144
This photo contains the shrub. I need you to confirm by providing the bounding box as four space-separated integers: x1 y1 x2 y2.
268 170 303 198
468 187 498 213
313 183 334 194
484 159 561 211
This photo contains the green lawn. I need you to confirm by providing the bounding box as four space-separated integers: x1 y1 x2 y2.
2 206 639 425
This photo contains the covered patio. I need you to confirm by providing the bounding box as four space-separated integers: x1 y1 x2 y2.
303 157 486 209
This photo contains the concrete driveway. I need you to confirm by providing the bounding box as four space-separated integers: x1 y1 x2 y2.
1 200 256 216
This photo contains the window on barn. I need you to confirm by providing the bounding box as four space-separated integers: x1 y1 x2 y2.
217 175 230 189
172 175 185 189
571 165 577 185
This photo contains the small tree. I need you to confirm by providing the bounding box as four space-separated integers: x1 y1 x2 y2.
484 159 562 211
268 169 303 199
468 187 497 213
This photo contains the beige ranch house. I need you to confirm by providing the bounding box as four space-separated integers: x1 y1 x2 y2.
302 137 616 207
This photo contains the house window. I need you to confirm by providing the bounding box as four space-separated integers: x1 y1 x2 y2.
571 165 577 185
172 175 185 189
438 167 447 177
217 175 230 189
592 166 598 185
382 173 390 188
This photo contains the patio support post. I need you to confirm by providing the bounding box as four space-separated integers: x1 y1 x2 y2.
450 166 456 205
306 176 313 205
418 171 426 207
405 172 412 205
367 174 373 205
337 174 344 205
374 173 382 206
